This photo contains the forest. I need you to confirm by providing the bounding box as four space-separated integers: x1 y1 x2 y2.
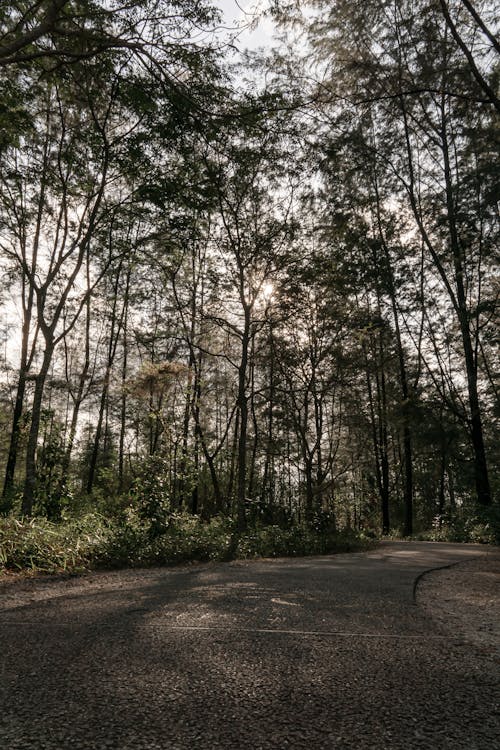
0 0 498 572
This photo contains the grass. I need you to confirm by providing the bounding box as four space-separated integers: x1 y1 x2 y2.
0 512 373 576
0 514 112 574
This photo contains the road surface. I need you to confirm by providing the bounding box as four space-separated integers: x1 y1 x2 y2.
0 541 498 749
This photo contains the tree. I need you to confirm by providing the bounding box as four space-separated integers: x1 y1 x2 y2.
0 1 221 72
203 131 296 529
276 0 498 508
0 0 226 514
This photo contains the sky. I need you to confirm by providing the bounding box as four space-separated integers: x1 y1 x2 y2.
215 0 276 52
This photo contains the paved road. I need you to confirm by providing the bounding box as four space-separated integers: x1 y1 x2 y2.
1 542 498 749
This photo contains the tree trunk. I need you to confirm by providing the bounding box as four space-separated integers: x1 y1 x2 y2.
118 270 131 493
372 174 414 535
86 368 110 494
260 324 275 508
236 310 250 531
3 369 28 501
87 262 127 494
400 84 491 508
3 126 48 500
364 340 390 535
21 346 53 515
304 458 314 524
247 357 259 507
3 292 37 501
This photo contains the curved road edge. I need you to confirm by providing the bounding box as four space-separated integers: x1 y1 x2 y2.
413 548 500 656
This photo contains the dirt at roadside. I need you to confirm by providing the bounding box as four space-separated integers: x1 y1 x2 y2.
416 552 500 658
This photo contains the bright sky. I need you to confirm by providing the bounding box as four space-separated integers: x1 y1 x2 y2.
216 0 276 51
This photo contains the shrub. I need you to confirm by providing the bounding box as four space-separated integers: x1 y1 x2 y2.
236 524 371 558
0 512 372 576
415 506 500 545
97 513 235 568
0 514 113 573
130 455 171 537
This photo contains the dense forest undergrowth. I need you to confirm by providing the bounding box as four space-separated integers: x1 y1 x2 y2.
0 0 498 574
1 508 499 577
0 513 374 575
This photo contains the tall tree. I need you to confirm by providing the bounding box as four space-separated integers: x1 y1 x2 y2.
275 0 498 508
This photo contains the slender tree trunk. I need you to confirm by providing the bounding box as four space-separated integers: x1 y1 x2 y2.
313 389 324 511
178 366 194 510
247 357 259 506
401 425 413 534
228 405 240 511
191 420 200 515
63 387 84 475
198 437 222 512
377 341 390 535
61 268 92 484
191 261 203 516
260 324 275 507
87 261 127 494
62 369 87 486
447 465 456 509
372 175 414 534
236 309 250 531
304 457 314 524
118 327 128 493
3 368 28 501
3 121 49 499
438 449 446 525
86 367 110 494
118 268 131 493
3 288 38 500
364 342 390 535
22 345 53 515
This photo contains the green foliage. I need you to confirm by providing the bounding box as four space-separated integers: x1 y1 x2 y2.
34 416 70 521
0 514 112 573
99 513 235 568
0 76 33 151
78 428 118 498
0 512 372 575
236 524 371 558
130 455 172 536
414 506 500 545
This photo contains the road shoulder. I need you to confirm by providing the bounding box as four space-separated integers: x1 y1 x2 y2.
415 550 500 657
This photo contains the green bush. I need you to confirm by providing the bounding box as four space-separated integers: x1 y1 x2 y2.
0 512 372 576
415 506 500 545
236 524 370 558
130 455 171 537
97 513 235 568
0 514 113 573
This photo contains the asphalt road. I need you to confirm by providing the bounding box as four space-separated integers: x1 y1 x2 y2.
1 541 499 750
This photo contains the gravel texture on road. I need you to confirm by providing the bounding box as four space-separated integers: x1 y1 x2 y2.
416 552 500 656
1 541 499 750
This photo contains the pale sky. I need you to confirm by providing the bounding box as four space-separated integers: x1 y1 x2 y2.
216 0 276 52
